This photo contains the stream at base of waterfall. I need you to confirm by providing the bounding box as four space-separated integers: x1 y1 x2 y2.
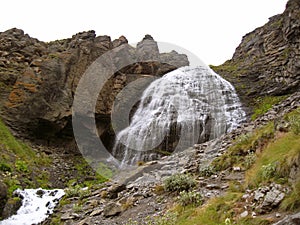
0 188 65 225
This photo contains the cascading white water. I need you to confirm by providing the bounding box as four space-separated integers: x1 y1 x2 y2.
0 188 65 225
113 66 245 167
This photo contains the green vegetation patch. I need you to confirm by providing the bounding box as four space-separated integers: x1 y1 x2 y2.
251 95 288 120
173 192 244 225
246 131 300 187
212 122 275 171
163 173 196 193
0 119 51 196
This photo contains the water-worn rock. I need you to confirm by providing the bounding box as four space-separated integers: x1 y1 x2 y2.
1 197 22 219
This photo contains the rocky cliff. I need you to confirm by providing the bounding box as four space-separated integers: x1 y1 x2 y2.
212 0 300 108
0 29 188 144
1 0 300 224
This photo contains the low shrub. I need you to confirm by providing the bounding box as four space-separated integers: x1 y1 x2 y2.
177 190 202 207
163 173 196 193
199 165 216 177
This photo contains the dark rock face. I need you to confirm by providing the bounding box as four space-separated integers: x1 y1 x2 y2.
1 196 22 219
0 29 188 142
0 182 7 216
212 0 300 106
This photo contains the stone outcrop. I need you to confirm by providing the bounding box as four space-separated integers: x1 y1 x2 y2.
0 29 188 142
212 0 300 107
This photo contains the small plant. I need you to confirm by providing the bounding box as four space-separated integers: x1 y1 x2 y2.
199 165 216 177
261 163 277 180
163 173 196 192
151 211 178 225
15 160 29 173
244 151 256 169
177 190 202 207
153 184 165 195
125 218 139 225
237 133 251 144
72 203 82 213
225 218 232 225
121 197 135 211
0 161 12 172
65 185 90 199
289 114 300 135
4 177 21 196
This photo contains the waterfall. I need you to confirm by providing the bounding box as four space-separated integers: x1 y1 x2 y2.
113 66 245 167
0 188 65 225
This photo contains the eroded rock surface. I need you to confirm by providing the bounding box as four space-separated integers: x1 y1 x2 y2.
0 30 188 143
212 0 300 106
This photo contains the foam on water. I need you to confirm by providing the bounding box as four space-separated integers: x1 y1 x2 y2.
0 188 65 225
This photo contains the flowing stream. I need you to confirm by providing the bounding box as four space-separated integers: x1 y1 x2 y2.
0 188 65 225
113 66 246 167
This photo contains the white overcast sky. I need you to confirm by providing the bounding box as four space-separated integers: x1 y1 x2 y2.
0 0 287 65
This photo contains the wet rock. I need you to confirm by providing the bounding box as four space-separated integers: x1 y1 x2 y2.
0 182 8 216
36 189 45 197
2 197 22 219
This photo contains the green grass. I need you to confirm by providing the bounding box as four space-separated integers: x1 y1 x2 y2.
251 96 288 120
287 108 300 135
172 107 300 224
73 158 109 187
173 192 242 225
0 119 35 159
212 122 275 171
280 179 300 211
0 119 51 195
246 132 300 187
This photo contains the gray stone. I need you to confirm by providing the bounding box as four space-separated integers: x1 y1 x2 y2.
273 212 300 225
254 190 265 201
262 189 285 209
90 208 103 217
240 211 249 218
103 202 122 217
